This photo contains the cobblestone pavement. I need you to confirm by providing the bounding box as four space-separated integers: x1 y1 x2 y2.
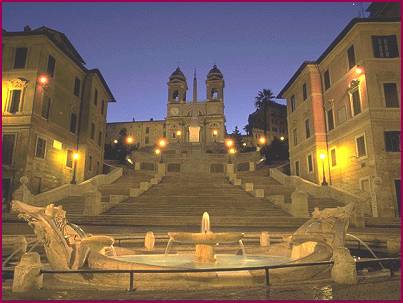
3 276 400 300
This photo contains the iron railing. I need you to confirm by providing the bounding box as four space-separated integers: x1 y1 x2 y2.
4 257 399 292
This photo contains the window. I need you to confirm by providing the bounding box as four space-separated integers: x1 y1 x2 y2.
326 109 334 131
98 131 102 146
94 89 98 106
14 47 27 69
74 77 81 97
324 70 331 90
101 100 105 114
347 45 356 70
145 136 149 144
8 90 21 113
384 83 399 108
145 127 150 134
330 148 337 167
2 134 16 165
172 132 176 139
305 119 311 139
41 97 51 119
66 150 73 168
355 135 367 158
295 161 300 176
290 95 296 112
384 131 400 152
307 154 313 173
35 137 46 159
47 55 56 77
337 107 347 125
351 89 361 116
70 113 77 133
90 123 95 139
293 128 298 146
89 156 92 171
302 83 307 100
372 35 399 58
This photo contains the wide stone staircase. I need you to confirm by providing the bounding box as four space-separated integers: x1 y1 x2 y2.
237 168 343 213
69 171 307 229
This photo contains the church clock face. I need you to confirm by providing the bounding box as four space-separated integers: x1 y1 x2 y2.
170 107 179 115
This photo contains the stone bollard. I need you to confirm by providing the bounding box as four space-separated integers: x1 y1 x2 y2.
226 164 235 176
290 190 309 217
249 161 256 172
144 231 155 251
12 252 43 293
129 188 142 197
331 247 357 285
260 232 270 247
254 188 264 198
157 163 166 176
243 182 254 192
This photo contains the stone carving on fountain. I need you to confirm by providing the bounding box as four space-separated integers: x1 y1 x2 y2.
12 200 115 270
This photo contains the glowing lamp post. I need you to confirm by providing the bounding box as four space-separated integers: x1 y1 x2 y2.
126 136 134 144
38 75 49 89
71 152 79 184
157 138 167 163
176 130 182 143
113 139 118 144
319 153 328 186
212 129 218 142
225 138 234 148
228 147 236 164
280 136 285 141
355 65 363 75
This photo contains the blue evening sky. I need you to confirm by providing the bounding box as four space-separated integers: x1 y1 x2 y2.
3 2 369 133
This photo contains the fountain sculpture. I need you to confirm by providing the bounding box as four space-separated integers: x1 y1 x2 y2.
11 200 357 287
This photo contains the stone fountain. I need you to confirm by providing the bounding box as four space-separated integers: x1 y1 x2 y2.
166 212 245 263
11 200 359 291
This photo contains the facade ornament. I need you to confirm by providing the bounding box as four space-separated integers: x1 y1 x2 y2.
9 78 29 90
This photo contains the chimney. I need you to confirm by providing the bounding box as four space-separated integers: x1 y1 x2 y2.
23 26 31 32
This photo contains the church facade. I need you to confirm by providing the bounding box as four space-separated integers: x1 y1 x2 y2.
106 65 226 149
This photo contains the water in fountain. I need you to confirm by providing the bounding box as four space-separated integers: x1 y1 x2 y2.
201 212 210 233
346 233 384 269
238 240 247 258
164 238 174 255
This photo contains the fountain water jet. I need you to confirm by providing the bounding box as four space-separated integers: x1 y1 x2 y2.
346 233 384 269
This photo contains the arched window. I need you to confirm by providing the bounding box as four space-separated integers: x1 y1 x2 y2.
211 88 219 99
172 90 179 102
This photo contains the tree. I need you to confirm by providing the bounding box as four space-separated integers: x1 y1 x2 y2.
261 137 289 164
231 126 242 148
255 89 275 138
244 89 276 137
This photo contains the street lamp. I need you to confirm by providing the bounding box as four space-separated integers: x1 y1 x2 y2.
71 151 79 184
225 138 234 148
258 136 266 145
113 139 118 144
126 136 134 144
280 136 285 141
176 130 181 143
157 138 168 163
212 129 218 142
228 147 236 164
319 153 328 186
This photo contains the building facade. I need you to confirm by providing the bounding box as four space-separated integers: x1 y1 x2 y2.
106 66 226 149
2 26 115 209
247 102 288 146
278 16 400 218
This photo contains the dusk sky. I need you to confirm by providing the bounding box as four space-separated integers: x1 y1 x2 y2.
3 2 369 133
